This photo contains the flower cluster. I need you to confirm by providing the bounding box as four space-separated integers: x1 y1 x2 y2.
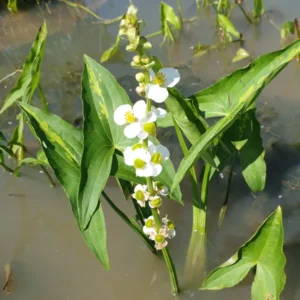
113 4 180 251
143 216 176 250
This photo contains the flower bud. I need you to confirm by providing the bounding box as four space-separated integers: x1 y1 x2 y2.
133 55 141 64
150 197 162 208
141 54 151 65
143 123 156 136
135 85 145 96
135 72 145 83
118 28 127 36
143 41 152 50
126 44 136 52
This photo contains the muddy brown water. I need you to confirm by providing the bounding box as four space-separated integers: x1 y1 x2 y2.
1 0 300 299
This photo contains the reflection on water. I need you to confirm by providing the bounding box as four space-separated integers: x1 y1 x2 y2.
1 0 300 299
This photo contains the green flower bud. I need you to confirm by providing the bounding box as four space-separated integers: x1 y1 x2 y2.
132 143 143 151
126 44 136 52
118 28 127 36
141 54 151 65
135 72 145 83
145 218 154 228
143 41 152 50
167 221 175 230
133 55 141 64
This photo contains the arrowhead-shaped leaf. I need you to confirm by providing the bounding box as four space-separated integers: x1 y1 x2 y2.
20 103 110 270
201 206 286 300
1 22 47 113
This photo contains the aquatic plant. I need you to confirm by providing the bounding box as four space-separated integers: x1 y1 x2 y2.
2 1 300 299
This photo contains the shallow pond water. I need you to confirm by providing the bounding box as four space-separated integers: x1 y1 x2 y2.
1 0 300 299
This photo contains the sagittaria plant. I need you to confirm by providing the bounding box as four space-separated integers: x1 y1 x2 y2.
2 2 300 299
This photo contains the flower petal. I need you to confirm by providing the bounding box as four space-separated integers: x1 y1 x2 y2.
133 148 151 163
124 122 141 139
160 68 180 87
136 163 155 177
114 104 132 125
146 84 169 103
151 163 162 177
124 147 134 166
156 144 170 160
137 131 148 140
137 200 146 207
155 240 168 250
140 111 157 124
133 100 147 119
152 107 167 119
149 69 156 81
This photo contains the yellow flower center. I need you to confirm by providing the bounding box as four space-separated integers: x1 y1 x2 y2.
135 190 145 200
145 219 154 228
134 158 146 169
151 153 162 164
155 234 165 243
151 197 162 208
153 72 166 86
143 123 156 135
125 111 135 123
167 221 175 230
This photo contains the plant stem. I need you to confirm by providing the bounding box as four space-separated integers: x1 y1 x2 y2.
0 69 22 84
218 153 236 229
294 18 300 61
176 0 183 24
151 204 179 294
40 165 56 187
236 0 253 24
102 190 156 253
145 30 162 39
227 1 236 19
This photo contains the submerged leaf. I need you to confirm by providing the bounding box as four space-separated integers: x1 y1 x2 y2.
218 14 240 41
232 48 250 63
188 40 300 118
201 206 286 300
7 0 17 13
0 22 47 113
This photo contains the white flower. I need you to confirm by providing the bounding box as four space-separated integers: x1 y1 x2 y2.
124 143 167 177
153 227 169 250
143 216 156 238
114 100 157 139
131 184 149 207
146 68 180 103
124 146 156 177
153 181 169 196
149 195 162 208
162 217 176 239
148 142 170 176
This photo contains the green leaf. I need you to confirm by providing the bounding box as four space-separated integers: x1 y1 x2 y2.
20 103 110 270
232 48 250 63
79 55 132 229
7 0 17 13
217 0 230 15
281 21 295 39
100 35 121 63
218 14 240 41
171 101 245 193
201 206 286 300
253 0 264 19
192 43 215 58
165 88 216 168
0 22 47 113
188 40 300 118
160 2 181 42
222 108 266 192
